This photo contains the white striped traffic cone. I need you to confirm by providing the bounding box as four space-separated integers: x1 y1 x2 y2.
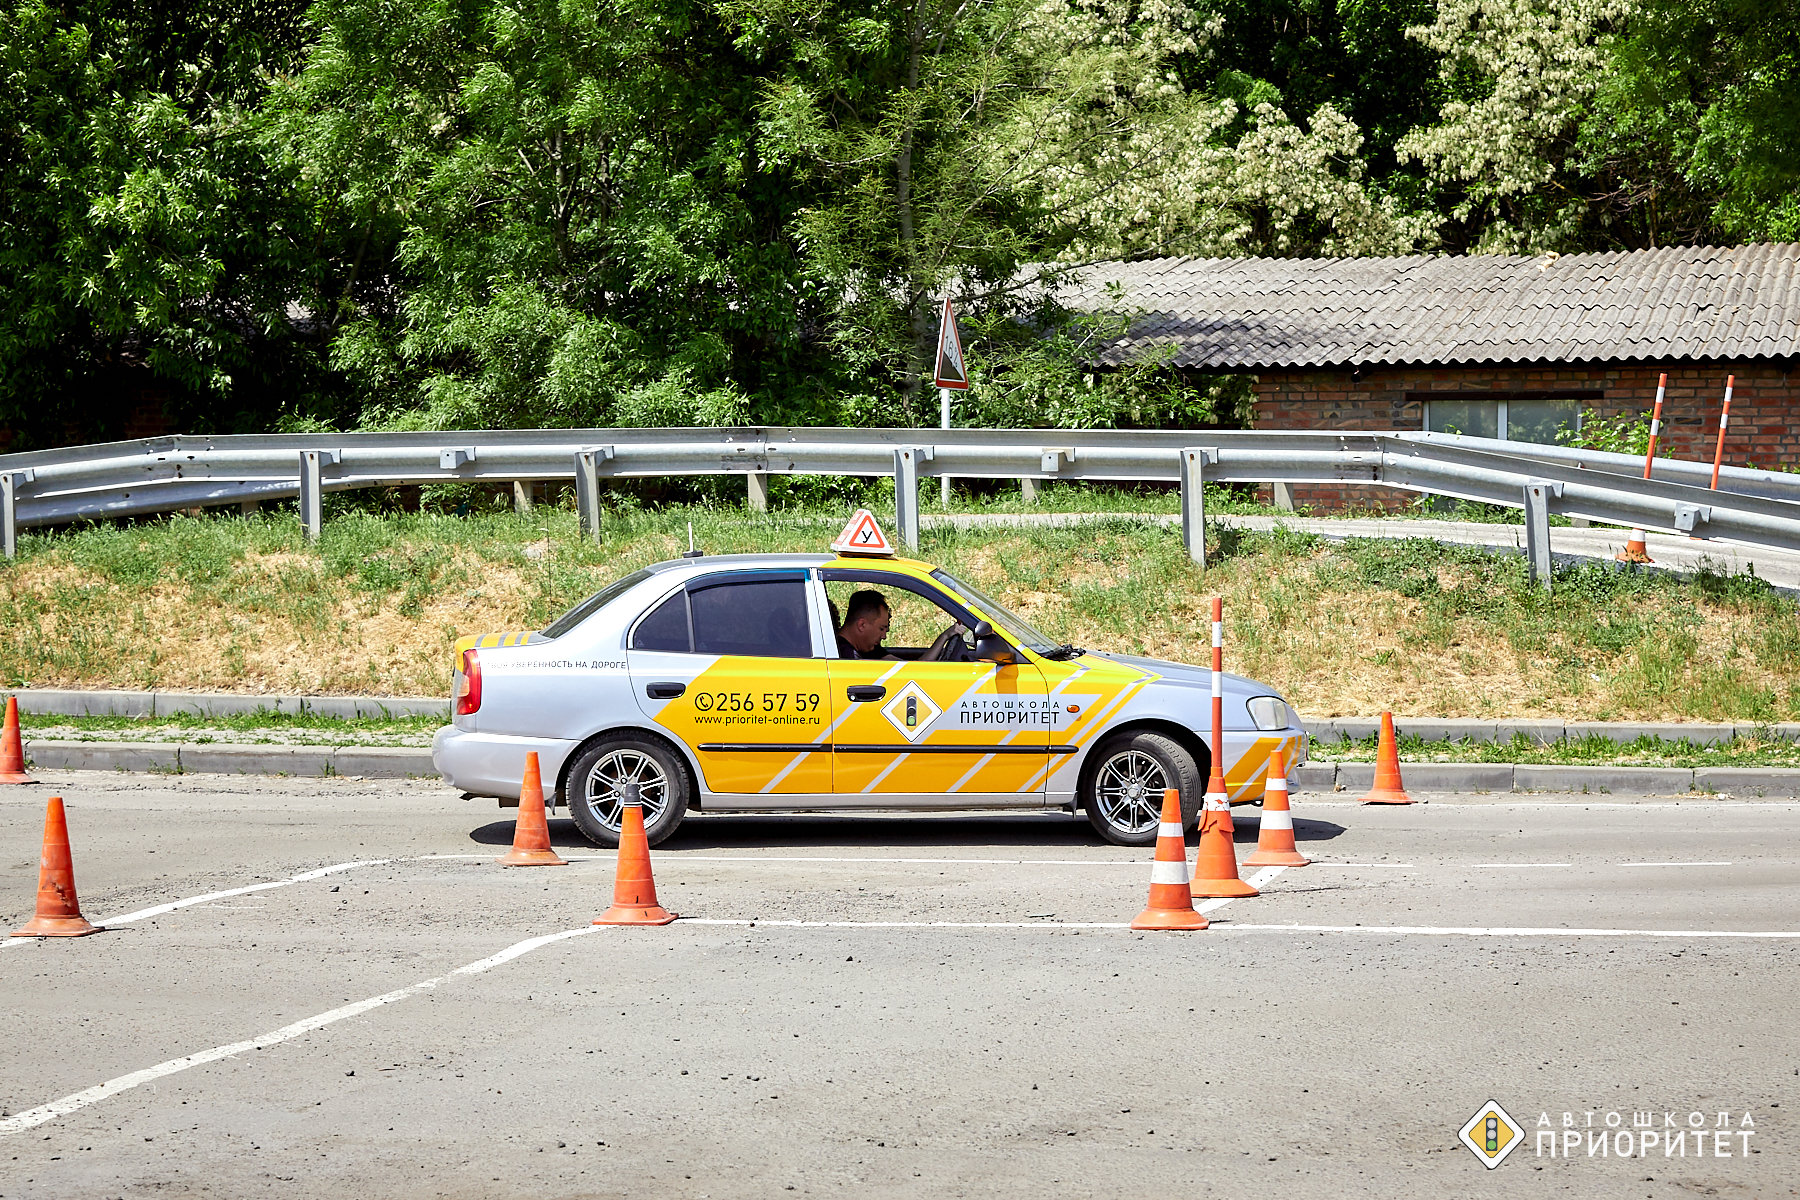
1245 749 1310 867
1130 788 1208 930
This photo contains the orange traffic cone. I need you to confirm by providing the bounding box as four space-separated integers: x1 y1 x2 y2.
498 752 565 867
1245 749 1310 867
1191 767 1257 899
1131 788 1208 930
0 696 35 784
594 786 676 926
1359 712 1414 804
1616 528 1653 564
12 797 100 937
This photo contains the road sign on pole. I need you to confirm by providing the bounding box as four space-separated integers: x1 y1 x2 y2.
933 299 968 390
934 299 967 508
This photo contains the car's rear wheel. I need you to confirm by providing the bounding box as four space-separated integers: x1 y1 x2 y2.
1083 731 1202 846
565 735 689 848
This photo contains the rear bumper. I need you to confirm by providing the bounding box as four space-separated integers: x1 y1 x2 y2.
431 726 580 800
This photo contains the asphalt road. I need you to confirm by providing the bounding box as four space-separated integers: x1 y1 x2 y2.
1 774 1794 1199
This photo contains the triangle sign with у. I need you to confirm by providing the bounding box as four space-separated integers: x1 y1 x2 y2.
933 298 969 390
831 509 894 556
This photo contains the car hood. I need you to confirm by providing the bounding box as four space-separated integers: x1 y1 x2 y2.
1083 650 1263 695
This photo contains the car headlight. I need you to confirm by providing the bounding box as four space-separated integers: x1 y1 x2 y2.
1247 696 1293 731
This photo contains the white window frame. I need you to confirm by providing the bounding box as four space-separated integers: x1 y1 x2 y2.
1423 397 1584 442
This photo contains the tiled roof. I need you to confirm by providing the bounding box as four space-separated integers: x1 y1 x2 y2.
1051 244 1800 369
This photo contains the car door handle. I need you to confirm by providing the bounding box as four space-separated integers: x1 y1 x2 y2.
645 682 686 700
846 685 886 702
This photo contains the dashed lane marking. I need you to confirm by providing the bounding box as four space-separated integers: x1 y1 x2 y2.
2 859 393 952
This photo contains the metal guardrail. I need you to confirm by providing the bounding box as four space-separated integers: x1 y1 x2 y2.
4 427 1800 592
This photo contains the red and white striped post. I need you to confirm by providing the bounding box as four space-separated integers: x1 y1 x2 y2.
1616 372 1666 564
1205 596 1230 831
1710 375 1734 490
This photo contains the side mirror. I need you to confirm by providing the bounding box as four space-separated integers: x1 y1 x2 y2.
972 620 1016 665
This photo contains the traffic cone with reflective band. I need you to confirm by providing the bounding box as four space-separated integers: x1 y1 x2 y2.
1191 782 1257 899
11 797 100 937
1245 749 1310 867
1616 529 1653 564
1131 788 1208 930
498 752 565 867
1359 712 1414 804
0 696 34 784
594 786 676 926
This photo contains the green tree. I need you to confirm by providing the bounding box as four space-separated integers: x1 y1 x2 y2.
0 0 327 447
1583 0 1800 242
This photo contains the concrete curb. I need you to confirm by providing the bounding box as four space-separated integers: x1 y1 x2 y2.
23 741 436 779
13 690 1796 745
19 740 1800 795
11 689 447 720
1306 716 1800 745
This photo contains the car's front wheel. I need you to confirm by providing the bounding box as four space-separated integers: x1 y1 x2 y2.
1083 731 1202 846
565 735 690 848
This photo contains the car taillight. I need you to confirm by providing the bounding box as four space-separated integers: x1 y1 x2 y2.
455 648 482 715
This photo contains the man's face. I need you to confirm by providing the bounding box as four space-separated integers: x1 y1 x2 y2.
845 603 890 652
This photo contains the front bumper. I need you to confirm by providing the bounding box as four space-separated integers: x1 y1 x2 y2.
431 725 580 800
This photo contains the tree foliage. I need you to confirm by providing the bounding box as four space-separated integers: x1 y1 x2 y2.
0 0 1791 444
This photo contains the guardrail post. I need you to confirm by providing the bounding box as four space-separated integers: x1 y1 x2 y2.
298 451 324 541
1020 477 1041 505
1522 481 1552 592
747 472 769 514
1272 482 1296 511
0 470 30 559
1179 449 1212 567
574 451 603 544
893 448 920 551
512 481 533 513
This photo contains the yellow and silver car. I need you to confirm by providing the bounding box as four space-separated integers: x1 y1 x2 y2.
433 536 1306 847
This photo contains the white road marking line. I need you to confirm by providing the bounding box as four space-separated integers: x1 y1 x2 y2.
2 859 392 951
1470 863 1573 868
0 926 598 1136
680 928 1130 935
1197 864 1285 913
678 920 1800 939
1212 924 1800 939
1618 861 1734 867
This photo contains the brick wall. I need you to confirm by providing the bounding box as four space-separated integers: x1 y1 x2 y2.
1249 360 1798 511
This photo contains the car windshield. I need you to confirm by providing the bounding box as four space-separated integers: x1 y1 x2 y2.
540 569 653 639
929 569 1058 654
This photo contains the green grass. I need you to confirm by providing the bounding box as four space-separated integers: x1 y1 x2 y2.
1315 732 1800 769
3 489 1797 720
20 711 439 747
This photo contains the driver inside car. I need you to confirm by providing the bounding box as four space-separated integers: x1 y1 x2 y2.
835 588 968 662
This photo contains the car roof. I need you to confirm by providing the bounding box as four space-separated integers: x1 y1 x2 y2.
642 552 939 578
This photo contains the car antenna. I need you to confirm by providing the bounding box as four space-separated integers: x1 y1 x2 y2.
682 520 704 558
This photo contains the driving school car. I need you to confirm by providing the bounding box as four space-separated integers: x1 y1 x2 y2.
432 513 1307 847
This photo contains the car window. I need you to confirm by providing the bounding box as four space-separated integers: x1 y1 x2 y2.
689 579 813 658
630 590 692 652
824 578 962 654
541 569 653 640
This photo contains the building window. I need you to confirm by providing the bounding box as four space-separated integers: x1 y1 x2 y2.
1415 391 1598 445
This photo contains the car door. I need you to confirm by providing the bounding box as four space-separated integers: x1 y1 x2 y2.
823 569 1051 806
628 570 834 800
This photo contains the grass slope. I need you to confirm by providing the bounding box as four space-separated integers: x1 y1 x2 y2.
2 504 1796 722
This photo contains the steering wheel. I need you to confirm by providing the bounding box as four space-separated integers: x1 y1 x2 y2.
934 625 975 663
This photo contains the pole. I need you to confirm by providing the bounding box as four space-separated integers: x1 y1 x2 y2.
939 386 951 508
1710 375 1734 490
1204 596 1230 831
1642 372 1666 480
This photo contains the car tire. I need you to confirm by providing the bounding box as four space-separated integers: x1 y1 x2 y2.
1082 731 1203 846
565 734 690 849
